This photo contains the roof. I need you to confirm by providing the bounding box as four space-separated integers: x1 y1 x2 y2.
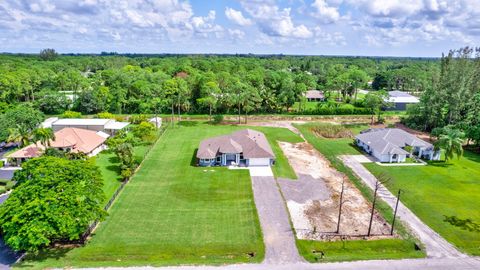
8 128 109 159
196 129 275 159
7 144 44 159
304 90 324 99
52 118 111 126
104 121 130 130
41 117 59 128
387 91 420 103
356 128 432 156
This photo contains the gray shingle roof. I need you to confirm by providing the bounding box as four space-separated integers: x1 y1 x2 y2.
196 129 275 159
356 128 432 155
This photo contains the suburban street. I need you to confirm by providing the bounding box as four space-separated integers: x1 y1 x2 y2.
340 155 465 258
79 257 480 270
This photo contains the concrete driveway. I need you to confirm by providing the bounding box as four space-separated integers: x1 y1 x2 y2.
340 155 465 258
250 174 303 264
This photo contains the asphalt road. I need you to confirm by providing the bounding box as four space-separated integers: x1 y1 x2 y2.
78 257 480 270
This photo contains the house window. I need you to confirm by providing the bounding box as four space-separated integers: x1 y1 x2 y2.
216 156 221 162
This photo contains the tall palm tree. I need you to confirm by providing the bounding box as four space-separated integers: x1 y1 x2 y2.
34 128 55 148
435 129 465 162
7 125 32 147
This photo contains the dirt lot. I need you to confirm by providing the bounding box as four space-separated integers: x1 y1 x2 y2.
278 141 392 240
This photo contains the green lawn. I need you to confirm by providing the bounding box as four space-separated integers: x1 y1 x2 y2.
364 152 480 255
17 122 301 268
297 238 424 262
294 122 425 261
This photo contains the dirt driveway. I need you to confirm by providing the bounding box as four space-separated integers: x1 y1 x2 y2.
278 141 391 239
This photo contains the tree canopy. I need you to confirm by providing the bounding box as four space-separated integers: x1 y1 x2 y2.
0 157 106 251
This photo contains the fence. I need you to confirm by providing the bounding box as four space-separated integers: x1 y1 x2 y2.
77 124 169 244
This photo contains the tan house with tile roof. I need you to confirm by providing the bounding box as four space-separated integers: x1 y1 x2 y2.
196 129 275 167
7 128 109 165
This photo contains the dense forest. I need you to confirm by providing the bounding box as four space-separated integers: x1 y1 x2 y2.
0 52 438 116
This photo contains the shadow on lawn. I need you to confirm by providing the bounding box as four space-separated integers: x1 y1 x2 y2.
177 121 198 127
15 248 72 269
190 149 198 167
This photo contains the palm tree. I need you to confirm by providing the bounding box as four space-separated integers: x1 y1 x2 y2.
7 125 32 147
435 129 465 162
34 128 55 148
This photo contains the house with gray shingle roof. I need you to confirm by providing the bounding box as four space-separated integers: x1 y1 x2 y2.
355 128 440 163
386 91 420 110
304 90 325 102
196 129 275 167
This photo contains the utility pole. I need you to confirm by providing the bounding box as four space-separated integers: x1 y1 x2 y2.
391 189 401 235
336 178 346 234
367 180 379 237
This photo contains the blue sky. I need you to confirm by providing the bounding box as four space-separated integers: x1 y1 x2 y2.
0 0 478 57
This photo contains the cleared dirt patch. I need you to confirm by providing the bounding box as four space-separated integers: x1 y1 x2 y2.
278 142 391 240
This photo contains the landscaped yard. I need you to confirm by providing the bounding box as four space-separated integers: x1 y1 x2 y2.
294 122 425 261
17 122 301 268
364 151 480 256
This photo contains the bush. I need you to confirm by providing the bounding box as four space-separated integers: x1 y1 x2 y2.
0 160 3 168
129 114 149 124
0 179 10 185
62 110 82 118
5 181 15 191
96 112 115 119
132 121 156 142
213 114 224 124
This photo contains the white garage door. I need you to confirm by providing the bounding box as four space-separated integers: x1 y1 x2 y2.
248 158 270 166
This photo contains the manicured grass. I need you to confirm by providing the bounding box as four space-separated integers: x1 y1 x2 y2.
297 238 424 262
364 151 480 255
17 123 300 268
95 143 153 203
294 122 425 261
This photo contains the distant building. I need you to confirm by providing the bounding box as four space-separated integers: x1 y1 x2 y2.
355 128 440 163
148 117 162 128
7 128 109 165
50 118 129 135
304 90 325 102
197 129 275 167
386 90 420 110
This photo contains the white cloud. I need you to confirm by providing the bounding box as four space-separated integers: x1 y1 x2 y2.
311 0 341 24
225 7 252 26
240 0 312 39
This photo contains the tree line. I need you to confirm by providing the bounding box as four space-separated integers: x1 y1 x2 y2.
0 52 438 120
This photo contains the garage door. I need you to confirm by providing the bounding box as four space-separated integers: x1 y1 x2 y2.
248 158 270 166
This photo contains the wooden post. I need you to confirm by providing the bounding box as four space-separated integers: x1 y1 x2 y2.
336 178 345 234
391 189 401 235
367 180 379 236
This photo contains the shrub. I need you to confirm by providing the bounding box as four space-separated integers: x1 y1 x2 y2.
132 121 156 142
213 114 224 124
96 112 115 119
0 160 3 168
129 114 149 124
5 181 15 191
311 123 354 139
61 110 82 118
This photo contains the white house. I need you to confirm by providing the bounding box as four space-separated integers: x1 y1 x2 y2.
355 128 440 163
386 91 420 110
